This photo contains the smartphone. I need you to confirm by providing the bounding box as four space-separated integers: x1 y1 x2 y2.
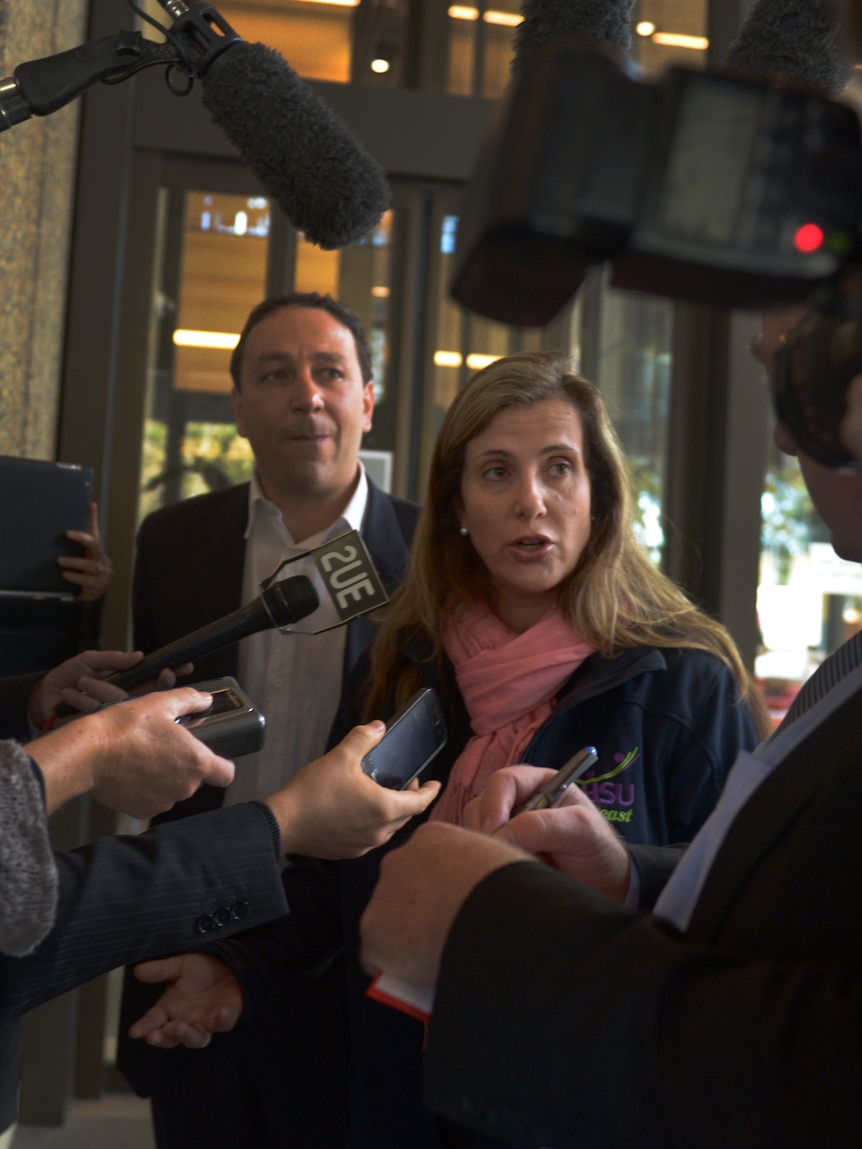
176 676 266 759
361 688 447 790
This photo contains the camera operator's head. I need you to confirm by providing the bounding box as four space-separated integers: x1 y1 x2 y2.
754 304 862 563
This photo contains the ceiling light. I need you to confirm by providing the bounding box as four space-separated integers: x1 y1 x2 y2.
635 21 656 36
465 353 501 370
434 351 463 367
449 5 479 20
173 330 240 350
370 58 390 73
651 32 709 50
483 10 523 27
371 286 390 298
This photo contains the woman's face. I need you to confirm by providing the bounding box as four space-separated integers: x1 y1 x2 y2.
455 397 592 633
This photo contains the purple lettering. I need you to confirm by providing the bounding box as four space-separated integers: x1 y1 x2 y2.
616 783 635 808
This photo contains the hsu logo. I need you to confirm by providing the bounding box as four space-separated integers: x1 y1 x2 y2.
579 748 639 824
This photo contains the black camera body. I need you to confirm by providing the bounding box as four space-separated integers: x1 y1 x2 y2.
452 39 862 465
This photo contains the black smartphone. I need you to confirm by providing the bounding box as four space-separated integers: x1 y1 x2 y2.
361 688 447 790
176 676 266 759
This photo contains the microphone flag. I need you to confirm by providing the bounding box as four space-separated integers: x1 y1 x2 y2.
260 529 389 633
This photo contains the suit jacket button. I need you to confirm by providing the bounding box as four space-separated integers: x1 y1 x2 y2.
214 906 233 928
232 900 251 921
195 914 216 934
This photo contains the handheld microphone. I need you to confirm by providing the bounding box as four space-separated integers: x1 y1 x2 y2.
106 574 319 691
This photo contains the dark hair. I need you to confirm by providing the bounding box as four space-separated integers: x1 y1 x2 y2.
229 292 373 390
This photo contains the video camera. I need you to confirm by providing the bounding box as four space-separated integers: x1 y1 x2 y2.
452 40 862 469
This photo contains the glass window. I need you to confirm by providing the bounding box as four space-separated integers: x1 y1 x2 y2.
574 271 672 566
631 0 709 77
446 0 521 98
218 0 354 82
756 430 862 726
431 213 543 439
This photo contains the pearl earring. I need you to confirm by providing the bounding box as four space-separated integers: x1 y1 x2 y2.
459 526 469 537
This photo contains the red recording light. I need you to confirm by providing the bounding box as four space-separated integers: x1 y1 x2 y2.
794 223 825 254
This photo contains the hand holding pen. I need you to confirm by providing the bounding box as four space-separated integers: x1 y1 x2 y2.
462 751 633 903
514 746 598 814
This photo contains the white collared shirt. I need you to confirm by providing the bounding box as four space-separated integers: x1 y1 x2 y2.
222 467 369 806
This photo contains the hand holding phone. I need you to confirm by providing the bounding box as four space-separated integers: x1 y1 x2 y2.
361 688 447 790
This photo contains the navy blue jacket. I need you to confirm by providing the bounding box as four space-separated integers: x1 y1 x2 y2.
219 641 760 1149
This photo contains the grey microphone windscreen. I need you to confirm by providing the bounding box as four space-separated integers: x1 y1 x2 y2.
512 0 637 74
200 41 391 249
724 0 850 96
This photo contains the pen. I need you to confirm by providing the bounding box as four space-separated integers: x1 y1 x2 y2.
518 746 598 813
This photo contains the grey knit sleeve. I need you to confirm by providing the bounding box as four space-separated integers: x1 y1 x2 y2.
0 742 58 956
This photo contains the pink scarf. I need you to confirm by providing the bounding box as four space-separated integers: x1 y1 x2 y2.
430 602 595 824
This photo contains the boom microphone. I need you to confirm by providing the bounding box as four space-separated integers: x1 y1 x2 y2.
198 41 391 249
512 0 636 75
1 0 391 249
106 574 319 691
724 0 850 97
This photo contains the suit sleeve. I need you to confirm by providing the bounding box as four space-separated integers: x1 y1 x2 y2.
423 861 862 1149
0 802 287 1020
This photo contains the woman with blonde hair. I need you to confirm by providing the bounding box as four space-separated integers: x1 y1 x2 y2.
151 352 768 1149
330 350 769 1147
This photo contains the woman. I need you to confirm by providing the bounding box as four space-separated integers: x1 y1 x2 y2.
332 351 768 1148
137 352 767 1149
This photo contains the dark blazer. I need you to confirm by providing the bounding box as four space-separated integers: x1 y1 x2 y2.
132 477 420 823
423 681 862 1149
117 477 420 1120
0 801 289 1131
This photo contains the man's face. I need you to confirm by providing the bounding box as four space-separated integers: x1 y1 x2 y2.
757 304 862 563
232 305 374 502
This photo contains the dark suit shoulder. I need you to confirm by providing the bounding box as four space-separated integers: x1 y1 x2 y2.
138 484 250 546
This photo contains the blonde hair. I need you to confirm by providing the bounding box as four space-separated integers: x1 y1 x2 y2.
364 352 768 733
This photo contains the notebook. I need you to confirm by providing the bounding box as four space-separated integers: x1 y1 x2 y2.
0 456 94 597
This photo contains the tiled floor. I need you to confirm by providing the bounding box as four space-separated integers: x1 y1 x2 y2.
12 1096 155 1149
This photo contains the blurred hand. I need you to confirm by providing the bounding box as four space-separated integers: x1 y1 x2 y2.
28 649 189 728
59 502 113 602
265 722 441 859
26 687 235 817
463 765 630 901
129 954 242 1049
360 822 529 986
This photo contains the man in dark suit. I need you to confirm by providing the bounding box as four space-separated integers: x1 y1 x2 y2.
358 302 862 1148
118 291 421 1148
